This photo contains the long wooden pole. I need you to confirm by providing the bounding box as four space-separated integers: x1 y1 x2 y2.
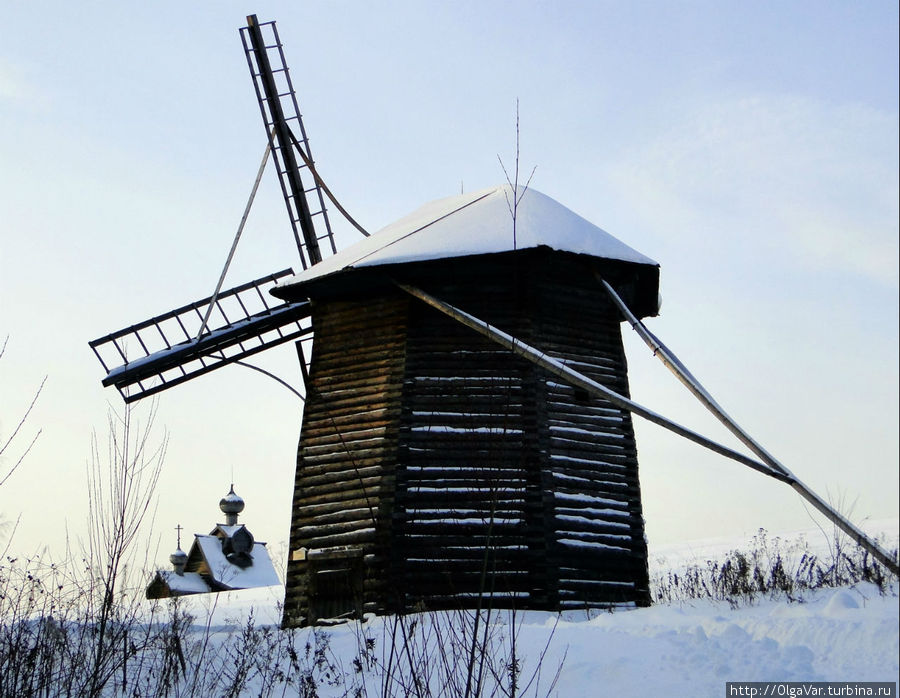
395 282 790 483
598 277 899 575
245 14 321 265
196 134 273 340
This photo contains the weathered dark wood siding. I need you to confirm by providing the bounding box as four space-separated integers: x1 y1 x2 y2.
533 272 650 607
283 295 408 625
395 274 542 609
283 251 651 627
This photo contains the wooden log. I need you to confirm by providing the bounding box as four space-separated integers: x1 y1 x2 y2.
292 509 379 531
293 497 391 520
295 527 377 548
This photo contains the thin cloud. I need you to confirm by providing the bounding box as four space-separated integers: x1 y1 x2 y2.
0 60 30 102
605 95 899 288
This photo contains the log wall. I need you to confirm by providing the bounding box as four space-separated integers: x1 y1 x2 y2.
283 252 651 627
283 295 408 625
395 275 543 609
533 274 650 607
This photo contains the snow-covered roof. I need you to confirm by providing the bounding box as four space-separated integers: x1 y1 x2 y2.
276 185 657 294
194 535 280 590
151 570 211 595
212 524 246 538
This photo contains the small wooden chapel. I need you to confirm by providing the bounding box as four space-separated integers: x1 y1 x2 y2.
146 485 280 599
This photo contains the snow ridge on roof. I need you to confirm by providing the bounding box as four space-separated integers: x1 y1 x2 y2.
278 184 656 291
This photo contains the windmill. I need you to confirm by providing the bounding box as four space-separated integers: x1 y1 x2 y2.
90 15 898 628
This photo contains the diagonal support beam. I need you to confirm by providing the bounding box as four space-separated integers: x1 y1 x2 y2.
598 276 898 575
396 281 789 483
196 131 274 340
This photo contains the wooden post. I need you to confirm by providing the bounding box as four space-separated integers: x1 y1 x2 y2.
598 276 899 576
396 281 791 483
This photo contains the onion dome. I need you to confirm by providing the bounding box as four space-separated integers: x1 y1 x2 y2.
219 484 245 525
169 547 187 575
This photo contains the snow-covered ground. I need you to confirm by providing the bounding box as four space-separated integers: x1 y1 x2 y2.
548 584 897 694
163 520 898 696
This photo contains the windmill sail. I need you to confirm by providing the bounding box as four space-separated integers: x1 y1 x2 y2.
91 16 333 403
240 14 337 270
90 270 312 403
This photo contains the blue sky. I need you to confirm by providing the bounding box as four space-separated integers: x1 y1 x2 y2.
1 2 897 562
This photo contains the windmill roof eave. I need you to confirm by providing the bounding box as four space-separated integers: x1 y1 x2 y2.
272 185 658 300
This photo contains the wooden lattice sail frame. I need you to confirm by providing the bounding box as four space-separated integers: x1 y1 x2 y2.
279 249 659 627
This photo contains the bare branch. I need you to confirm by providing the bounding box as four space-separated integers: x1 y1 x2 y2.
497 99 537 252
0 338 46 489
84 398 167 697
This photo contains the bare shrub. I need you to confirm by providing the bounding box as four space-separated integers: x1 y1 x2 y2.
651 527 899 607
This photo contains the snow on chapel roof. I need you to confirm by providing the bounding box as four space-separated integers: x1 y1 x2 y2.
194 535 280 590
276 184 657 293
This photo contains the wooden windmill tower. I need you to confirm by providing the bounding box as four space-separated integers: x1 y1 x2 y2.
91 15 897 628
272 186 660 626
